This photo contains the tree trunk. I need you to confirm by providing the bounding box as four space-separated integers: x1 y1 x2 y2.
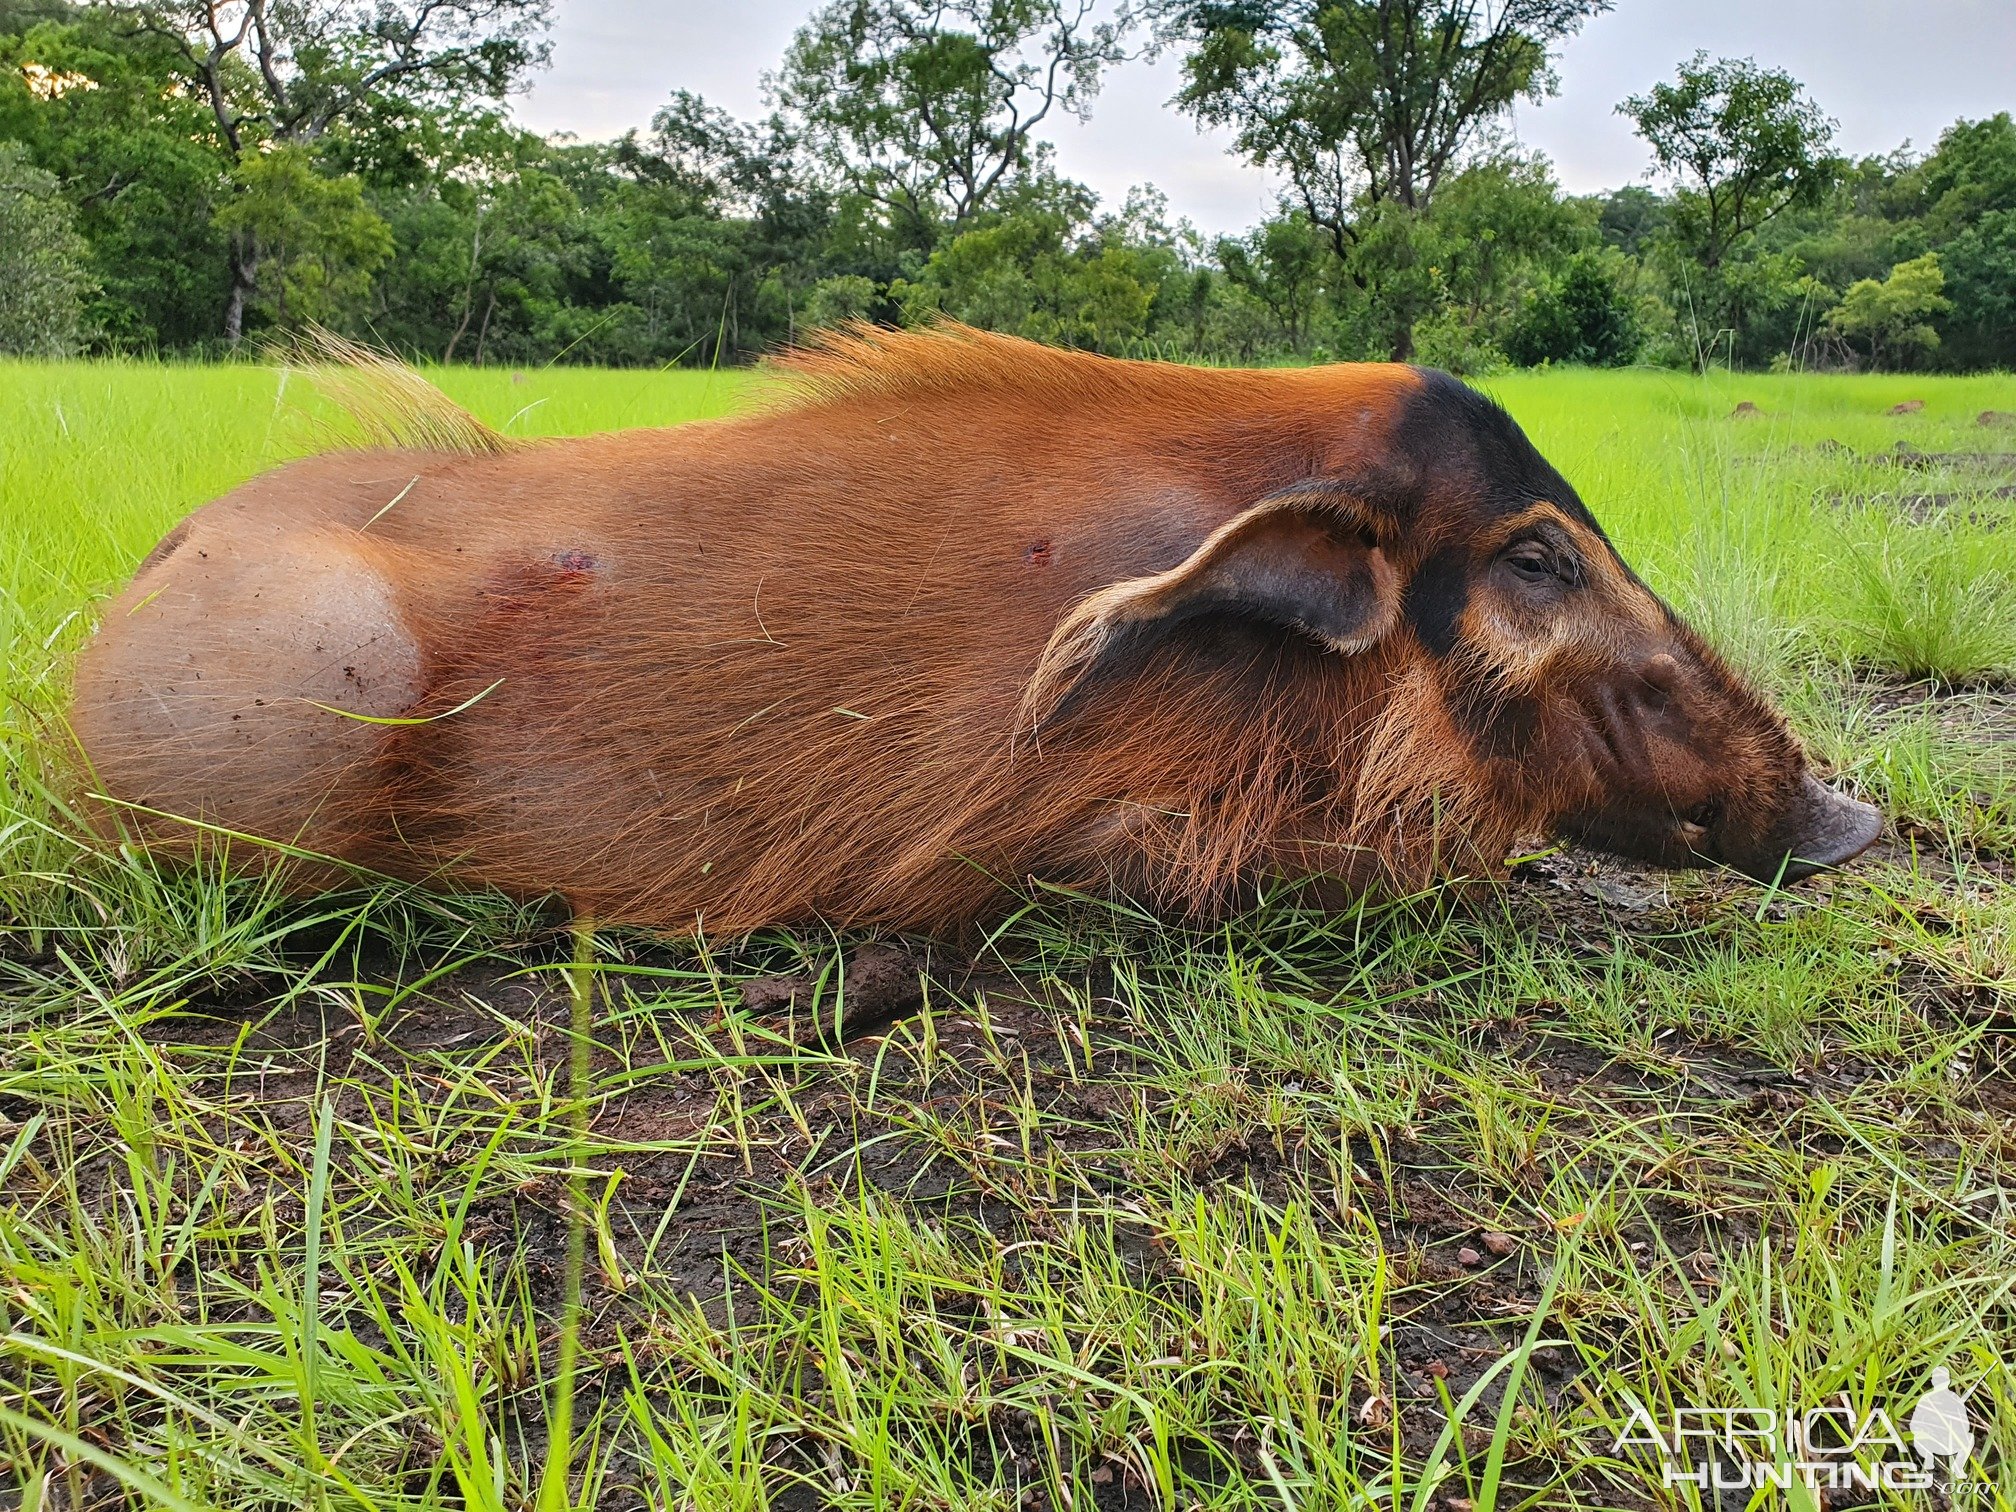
1388 321 1414 363
223 235 259 346
473 287 497 366
442 300 474 364
443 208 488 362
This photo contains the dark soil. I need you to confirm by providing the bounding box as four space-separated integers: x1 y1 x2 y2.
1876 445 2016 472
1820 443 2016 528
1829 482 2016 527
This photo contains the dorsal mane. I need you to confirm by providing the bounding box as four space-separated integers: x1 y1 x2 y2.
766 321 1183 410
287 327 514 457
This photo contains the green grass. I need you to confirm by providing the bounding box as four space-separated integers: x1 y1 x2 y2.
2 358 2014 1510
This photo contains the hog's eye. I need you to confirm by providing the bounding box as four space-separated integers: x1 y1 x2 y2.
1503 546 1558 583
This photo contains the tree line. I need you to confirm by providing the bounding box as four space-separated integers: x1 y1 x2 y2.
1 0 2010 372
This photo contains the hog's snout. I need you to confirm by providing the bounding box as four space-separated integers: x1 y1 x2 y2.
1723 771 1883 882
1552 641 1882 884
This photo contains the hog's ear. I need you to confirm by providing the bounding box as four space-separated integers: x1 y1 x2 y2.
1020 493 1400 732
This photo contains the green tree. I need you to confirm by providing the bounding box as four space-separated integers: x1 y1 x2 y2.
1777 149 1925 300
898 173 1160 352
1917 112 2016 240
1215 211 1328 349
1160 0 1609 357
1619 53 1837 274
575 95 837 363
591 178 761 363
637 90 830 250
0 11 231 347
213 145 393 331
1423 153 1581 321
119 0 552 341
1823 252 1950 370
370 145 582 362
804 273 880 328
775 0 1130 246
0 137 95 353
1936 209 2016 370
1619 55 1838 365
1899 115 2016 368
1589 184 1668 256
1294 153 1578 365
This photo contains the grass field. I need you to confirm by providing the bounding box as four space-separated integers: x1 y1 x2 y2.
2 357 2014 1510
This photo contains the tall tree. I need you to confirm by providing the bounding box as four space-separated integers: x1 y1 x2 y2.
773 0 1131 245
120 0 551 341
1618 53 1837 273
1160 0 1608 356
1915 112 2016 240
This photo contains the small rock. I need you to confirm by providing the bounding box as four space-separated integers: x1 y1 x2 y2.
1481 1230 1517 1256
1457 1246 1482 1267
1980 410 2016 428
1729 401 1762 418
1887 399 1926 415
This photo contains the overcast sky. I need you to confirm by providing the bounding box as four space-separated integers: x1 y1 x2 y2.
514 1 2016 237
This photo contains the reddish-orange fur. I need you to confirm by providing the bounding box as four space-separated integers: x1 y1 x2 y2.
70 326 1875 933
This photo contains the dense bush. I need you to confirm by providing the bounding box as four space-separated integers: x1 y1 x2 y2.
0 139 94 355
1823 253 1950 370
1504 251 1642 367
